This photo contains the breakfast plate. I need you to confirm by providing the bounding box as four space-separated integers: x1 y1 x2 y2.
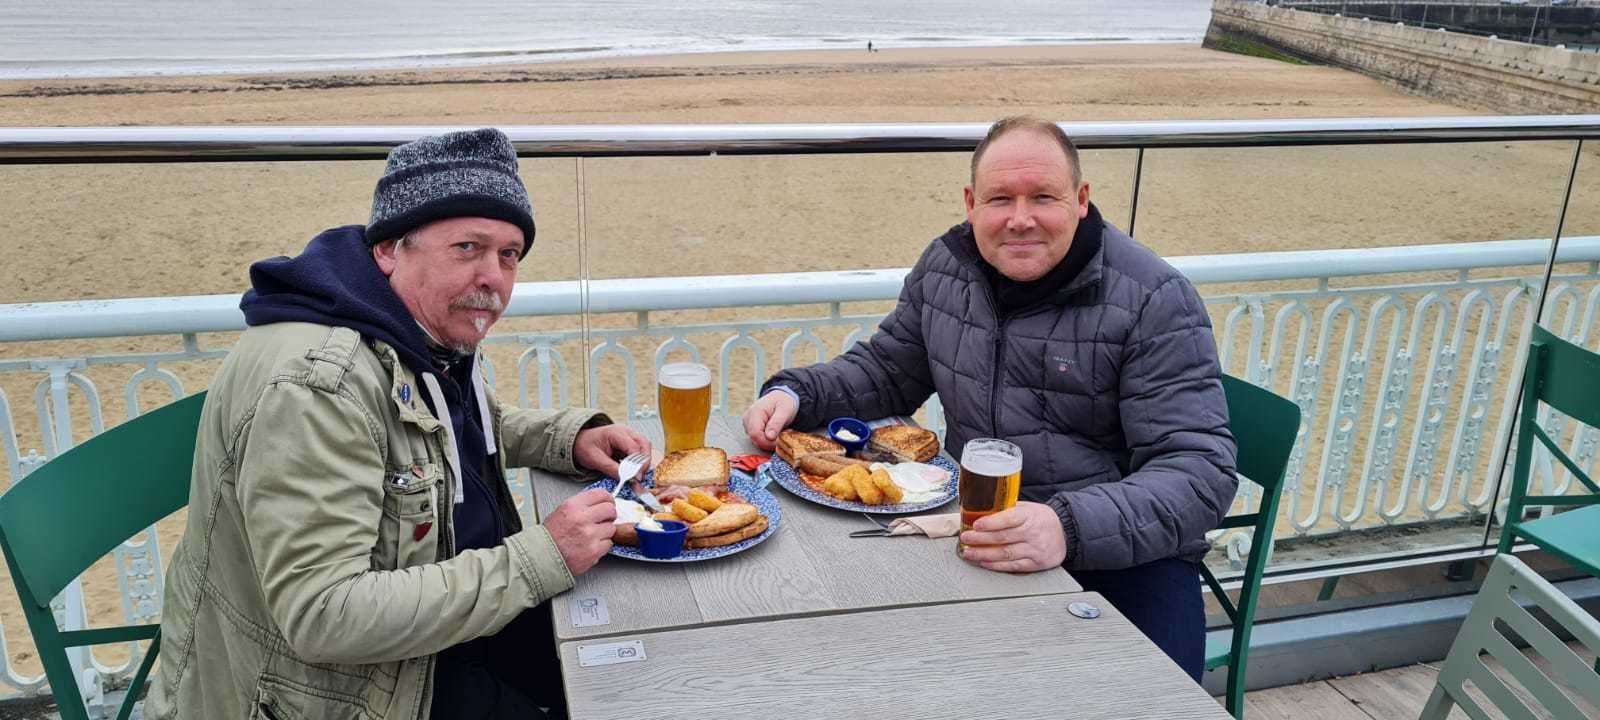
585 471 781 563
766 453 959 514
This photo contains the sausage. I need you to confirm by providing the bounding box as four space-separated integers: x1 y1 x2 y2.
797 453 872 476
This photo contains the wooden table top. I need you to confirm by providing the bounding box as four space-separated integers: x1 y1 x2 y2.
558 592 1231 720
530 413 1080 642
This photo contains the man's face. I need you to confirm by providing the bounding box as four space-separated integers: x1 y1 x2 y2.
964 130 1090 282
373 217 523 353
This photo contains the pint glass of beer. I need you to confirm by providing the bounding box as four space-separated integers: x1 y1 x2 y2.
957 438 1022 554
658 362 712 454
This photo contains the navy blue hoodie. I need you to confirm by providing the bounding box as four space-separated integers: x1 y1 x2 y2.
240 225 507 552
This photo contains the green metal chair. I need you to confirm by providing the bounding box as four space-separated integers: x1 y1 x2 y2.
0 391 204 720
1419 553 1600 720
1202 374 1300 719
1496 325 1600 578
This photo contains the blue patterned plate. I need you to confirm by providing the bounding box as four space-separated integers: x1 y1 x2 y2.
586 471 781 563
766 453 959 514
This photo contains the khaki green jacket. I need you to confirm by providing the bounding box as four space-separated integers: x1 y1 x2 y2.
147 323 603 720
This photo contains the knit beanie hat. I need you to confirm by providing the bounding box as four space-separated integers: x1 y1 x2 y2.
367 128 536 258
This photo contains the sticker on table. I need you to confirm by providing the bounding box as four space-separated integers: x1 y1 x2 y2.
577 640 646 668
1067 601 1102 619
569 595 610 628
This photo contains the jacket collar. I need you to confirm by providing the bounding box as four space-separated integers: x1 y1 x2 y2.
371 339 444 433
1062 228 1106 299
940 202 1109 311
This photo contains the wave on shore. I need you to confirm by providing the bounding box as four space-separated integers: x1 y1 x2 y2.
0 34 1202 81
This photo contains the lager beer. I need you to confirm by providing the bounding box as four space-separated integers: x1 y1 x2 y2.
957 438 1022 554
658 363 711 454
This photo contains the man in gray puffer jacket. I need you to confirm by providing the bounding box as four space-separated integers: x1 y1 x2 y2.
743 116 1237 680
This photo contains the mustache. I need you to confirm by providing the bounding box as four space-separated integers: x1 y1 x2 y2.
450 290 505 313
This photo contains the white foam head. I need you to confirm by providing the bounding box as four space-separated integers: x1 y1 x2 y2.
961 439 1022 477
659 362 711 390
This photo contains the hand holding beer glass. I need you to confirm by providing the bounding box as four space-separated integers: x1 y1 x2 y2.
658 362 712 454
957 438 1022 557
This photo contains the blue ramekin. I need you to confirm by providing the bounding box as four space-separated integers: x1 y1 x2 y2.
827 417 872 455
636 519 689 559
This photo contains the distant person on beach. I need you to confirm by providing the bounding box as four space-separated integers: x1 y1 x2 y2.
742 116 1236 682
147 128 650 720
868 40 874 52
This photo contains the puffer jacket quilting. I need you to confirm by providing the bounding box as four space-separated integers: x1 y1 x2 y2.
768 218 1238 570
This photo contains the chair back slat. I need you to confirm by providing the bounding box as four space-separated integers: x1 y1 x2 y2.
1222 375 1299 494
0 392 203 607
1529 326 1600 430
1420 555 1600 720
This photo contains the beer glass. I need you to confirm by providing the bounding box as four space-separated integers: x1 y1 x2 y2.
957 438 1022 554
658 362 711 454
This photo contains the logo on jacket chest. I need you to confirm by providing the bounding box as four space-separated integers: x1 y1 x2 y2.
1051 355 1077 374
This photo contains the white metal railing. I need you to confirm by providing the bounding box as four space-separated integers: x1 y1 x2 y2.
5 236 1599 538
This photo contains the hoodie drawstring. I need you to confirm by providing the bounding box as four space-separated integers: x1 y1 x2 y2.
420 372 465 505
420 356 497 506
472 355 498 458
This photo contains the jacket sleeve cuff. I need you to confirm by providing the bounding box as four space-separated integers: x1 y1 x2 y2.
762 375 819 429
765 385 801 407
542 409 611 475
1044 495 1081 567
506 525 576 604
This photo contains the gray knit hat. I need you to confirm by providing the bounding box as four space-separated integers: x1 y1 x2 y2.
367 128 536 257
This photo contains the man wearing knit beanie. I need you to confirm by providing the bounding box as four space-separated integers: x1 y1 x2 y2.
367 127 538 256
149 128 649 720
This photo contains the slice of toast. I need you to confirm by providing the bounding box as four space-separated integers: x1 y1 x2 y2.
867 426 940 463
775 429 844 467
654 447 730 487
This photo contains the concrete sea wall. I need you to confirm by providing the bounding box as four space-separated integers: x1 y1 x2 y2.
1205 0 1600 114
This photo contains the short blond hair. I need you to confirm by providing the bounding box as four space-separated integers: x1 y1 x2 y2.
970 116 1082 187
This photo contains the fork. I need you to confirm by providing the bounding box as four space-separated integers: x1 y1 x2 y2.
631 465 666 514
609 452 651 500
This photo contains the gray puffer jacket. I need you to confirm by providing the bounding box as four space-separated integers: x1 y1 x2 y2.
767 217 1237 571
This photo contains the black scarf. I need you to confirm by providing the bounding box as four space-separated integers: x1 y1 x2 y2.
982 202 1105 318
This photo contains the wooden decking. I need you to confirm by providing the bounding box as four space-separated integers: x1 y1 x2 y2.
1240 641 1598 720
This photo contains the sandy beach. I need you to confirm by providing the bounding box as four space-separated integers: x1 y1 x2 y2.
2 42 1597 676
2 42 1588 310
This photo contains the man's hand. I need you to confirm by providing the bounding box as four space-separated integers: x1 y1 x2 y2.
574 424 652 477
958 501 1068 573
543 488 617 575
743 390 799 451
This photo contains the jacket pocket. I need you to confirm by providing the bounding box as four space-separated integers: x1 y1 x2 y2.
251 678 298 720
374 464 442 571
254 675 369 720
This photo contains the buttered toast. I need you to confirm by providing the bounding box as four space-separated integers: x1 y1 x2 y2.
654 447 730 487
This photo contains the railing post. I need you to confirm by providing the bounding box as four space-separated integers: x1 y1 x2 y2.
1246 298 1268 386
